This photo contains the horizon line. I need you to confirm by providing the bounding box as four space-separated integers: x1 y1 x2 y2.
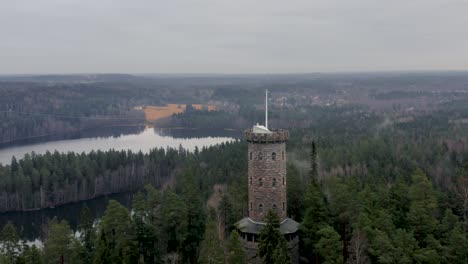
0 69 467 77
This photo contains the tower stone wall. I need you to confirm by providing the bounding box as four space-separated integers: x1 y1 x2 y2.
246 129 288 221
237 128 299 263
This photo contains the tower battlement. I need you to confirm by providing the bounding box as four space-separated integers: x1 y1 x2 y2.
245 129 289 143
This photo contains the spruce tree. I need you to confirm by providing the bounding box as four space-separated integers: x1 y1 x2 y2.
258 210 290 264
314 225 343 264
391 229 419 264
79 205 95 263
309 141 318 182
132 192 159 263
97 200 136 263
94 232 112 264
227 231 247 264
287 164 305 220
20 244 43 264
180 171 206 263
440 209 468 263
300 180 328 262
160 190 188 255
407 169 437 242
272 236 290 264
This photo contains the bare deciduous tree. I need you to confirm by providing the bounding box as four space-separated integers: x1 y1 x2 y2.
347 229 370 264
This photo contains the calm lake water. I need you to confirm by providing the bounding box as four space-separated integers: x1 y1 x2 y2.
0 125 241 239
0 126 240 165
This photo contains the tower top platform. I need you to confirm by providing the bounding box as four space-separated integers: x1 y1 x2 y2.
245 128 289 143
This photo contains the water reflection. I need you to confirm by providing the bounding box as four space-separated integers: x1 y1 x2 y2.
0 125 147 149
0 192 134 240
0 126 241 239
0 126 240 165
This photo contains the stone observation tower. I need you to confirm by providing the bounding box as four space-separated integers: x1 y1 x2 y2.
235 90 299 263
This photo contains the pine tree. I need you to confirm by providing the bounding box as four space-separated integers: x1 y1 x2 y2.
0 222 21 263
43 219 73 264
227 231 247 264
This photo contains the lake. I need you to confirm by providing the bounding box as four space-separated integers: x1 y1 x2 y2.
0 125 240 165
0 192 135 241
0 125 241 239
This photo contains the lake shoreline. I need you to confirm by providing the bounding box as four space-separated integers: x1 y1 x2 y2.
0 126 238 239
0 125 239 165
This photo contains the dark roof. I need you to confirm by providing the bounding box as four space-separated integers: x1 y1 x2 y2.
235 217 299 234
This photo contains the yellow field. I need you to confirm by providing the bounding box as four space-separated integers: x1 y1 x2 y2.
192 104 217 111
143 104 216 122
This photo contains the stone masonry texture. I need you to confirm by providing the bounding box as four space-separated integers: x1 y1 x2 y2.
246 129 288 222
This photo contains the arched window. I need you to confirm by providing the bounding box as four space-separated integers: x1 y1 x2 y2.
258 152 263 160
282 202 285 211
282 151 285 160
272 178 277 187
272 203 277 211
259 204 264 213
259 178 263 187
282 177 285 185
272 152 276 161
249 151 252 160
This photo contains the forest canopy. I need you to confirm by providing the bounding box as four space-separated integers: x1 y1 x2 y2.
1 73 468 263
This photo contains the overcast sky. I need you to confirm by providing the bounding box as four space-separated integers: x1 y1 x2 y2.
1 0 467 74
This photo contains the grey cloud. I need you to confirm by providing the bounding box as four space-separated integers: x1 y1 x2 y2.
0 0 467 74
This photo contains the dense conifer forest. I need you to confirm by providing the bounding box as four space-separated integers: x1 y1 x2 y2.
0 73 468 263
